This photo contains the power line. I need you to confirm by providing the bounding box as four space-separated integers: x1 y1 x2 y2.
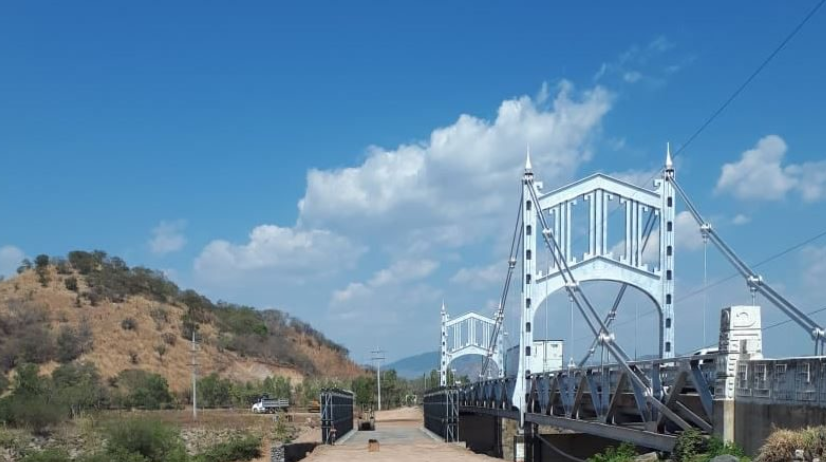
564 0 826 254
673 0 826 160
571 224 826 343
679 305 826 355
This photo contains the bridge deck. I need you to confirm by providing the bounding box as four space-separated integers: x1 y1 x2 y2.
306 408 497 461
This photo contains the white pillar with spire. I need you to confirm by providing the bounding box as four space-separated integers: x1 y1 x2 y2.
660 143 676 358
440 301 449 386
512 146 537 421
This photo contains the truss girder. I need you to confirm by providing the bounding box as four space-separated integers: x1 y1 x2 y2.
451 355 714 449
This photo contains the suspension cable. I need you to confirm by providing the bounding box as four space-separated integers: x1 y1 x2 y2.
670 176 826 347
481 188 525 377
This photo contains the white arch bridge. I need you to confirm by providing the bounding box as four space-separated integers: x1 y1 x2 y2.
424 147 826 458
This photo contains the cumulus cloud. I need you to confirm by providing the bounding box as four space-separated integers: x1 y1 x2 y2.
148 220 187 256
676 211 703 251
328 260 442 340
194 225 365 285
451 262 505 289
716 135 826 202
298 81 612 248
332 259 439 304
732 214 751 225
0 245 25 278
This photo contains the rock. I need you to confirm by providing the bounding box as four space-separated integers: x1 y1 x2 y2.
635 452 659 462
709 455 739 462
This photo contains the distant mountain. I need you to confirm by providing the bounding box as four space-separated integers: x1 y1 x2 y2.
387 350 500 380
386 351 439 378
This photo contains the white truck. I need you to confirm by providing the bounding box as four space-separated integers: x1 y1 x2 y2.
251 395 290 414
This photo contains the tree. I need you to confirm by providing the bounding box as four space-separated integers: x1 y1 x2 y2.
51 362 107 418
64 276 79 292
34 254 50 287
198 373 232 408
56 325 90 363
17 258 32 274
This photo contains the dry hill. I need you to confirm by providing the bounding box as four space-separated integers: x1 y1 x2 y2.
0 251 363 392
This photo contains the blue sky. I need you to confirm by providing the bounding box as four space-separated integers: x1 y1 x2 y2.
1 2 825 364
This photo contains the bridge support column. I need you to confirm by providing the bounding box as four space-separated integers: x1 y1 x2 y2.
713 305 762 444
524 423 541 462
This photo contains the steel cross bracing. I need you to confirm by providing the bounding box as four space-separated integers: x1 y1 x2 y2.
449 354 717 451
668 176 826 354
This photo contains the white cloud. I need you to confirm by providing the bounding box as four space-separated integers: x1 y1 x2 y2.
676 211 703 251
451 262 505 289
148 220 187 256
594 36 684 86
332 259 439 304
0 246 25 278
732 214 751 226
297 81 612 249
194 225 365 285
716 135 826 202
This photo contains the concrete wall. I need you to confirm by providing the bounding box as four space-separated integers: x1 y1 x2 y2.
716 357 826 456
734 400 826 456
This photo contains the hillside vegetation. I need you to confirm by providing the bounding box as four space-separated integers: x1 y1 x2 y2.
0 250 363 393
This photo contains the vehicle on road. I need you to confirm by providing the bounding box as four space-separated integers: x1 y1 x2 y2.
251 395 290 414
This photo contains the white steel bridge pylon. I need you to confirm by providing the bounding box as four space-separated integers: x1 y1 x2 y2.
513 146 680 422
440 302 504 386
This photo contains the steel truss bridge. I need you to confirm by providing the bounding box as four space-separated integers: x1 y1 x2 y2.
424 146 826 453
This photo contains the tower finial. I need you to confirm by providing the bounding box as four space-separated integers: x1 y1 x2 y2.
665 142 674 171
525 143 533 172
441 299 446 313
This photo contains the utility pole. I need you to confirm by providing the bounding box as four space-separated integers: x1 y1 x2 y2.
191 329 198 420
370 348 385 411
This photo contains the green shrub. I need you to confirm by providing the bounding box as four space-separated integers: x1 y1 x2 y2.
3 396 67 435
121 317 138 331
64 276 79 292
20 449 70 462
194 434 262 462
112 370 173 410
674 428 748 462
589 442 637 462
104 418 187 462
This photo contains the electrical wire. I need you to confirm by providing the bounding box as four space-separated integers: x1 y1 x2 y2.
565 0 826 255
571 225 826 343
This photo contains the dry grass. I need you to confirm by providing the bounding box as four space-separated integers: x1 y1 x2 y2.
757 426 826 462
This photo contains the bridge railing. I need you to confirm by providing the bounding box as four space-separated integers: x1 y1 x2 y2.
423 387 459 441
736 357 826 404
320 389 354 444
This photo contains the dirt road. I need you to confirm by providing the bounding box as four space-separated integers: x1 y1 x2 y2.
304 407 498 461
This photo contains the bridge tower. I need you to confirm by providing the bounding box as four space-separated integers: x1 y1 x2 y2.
660 145 676 357
519 148 537 417
514 146 678 413
440 301 448 386
440 302 505 386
